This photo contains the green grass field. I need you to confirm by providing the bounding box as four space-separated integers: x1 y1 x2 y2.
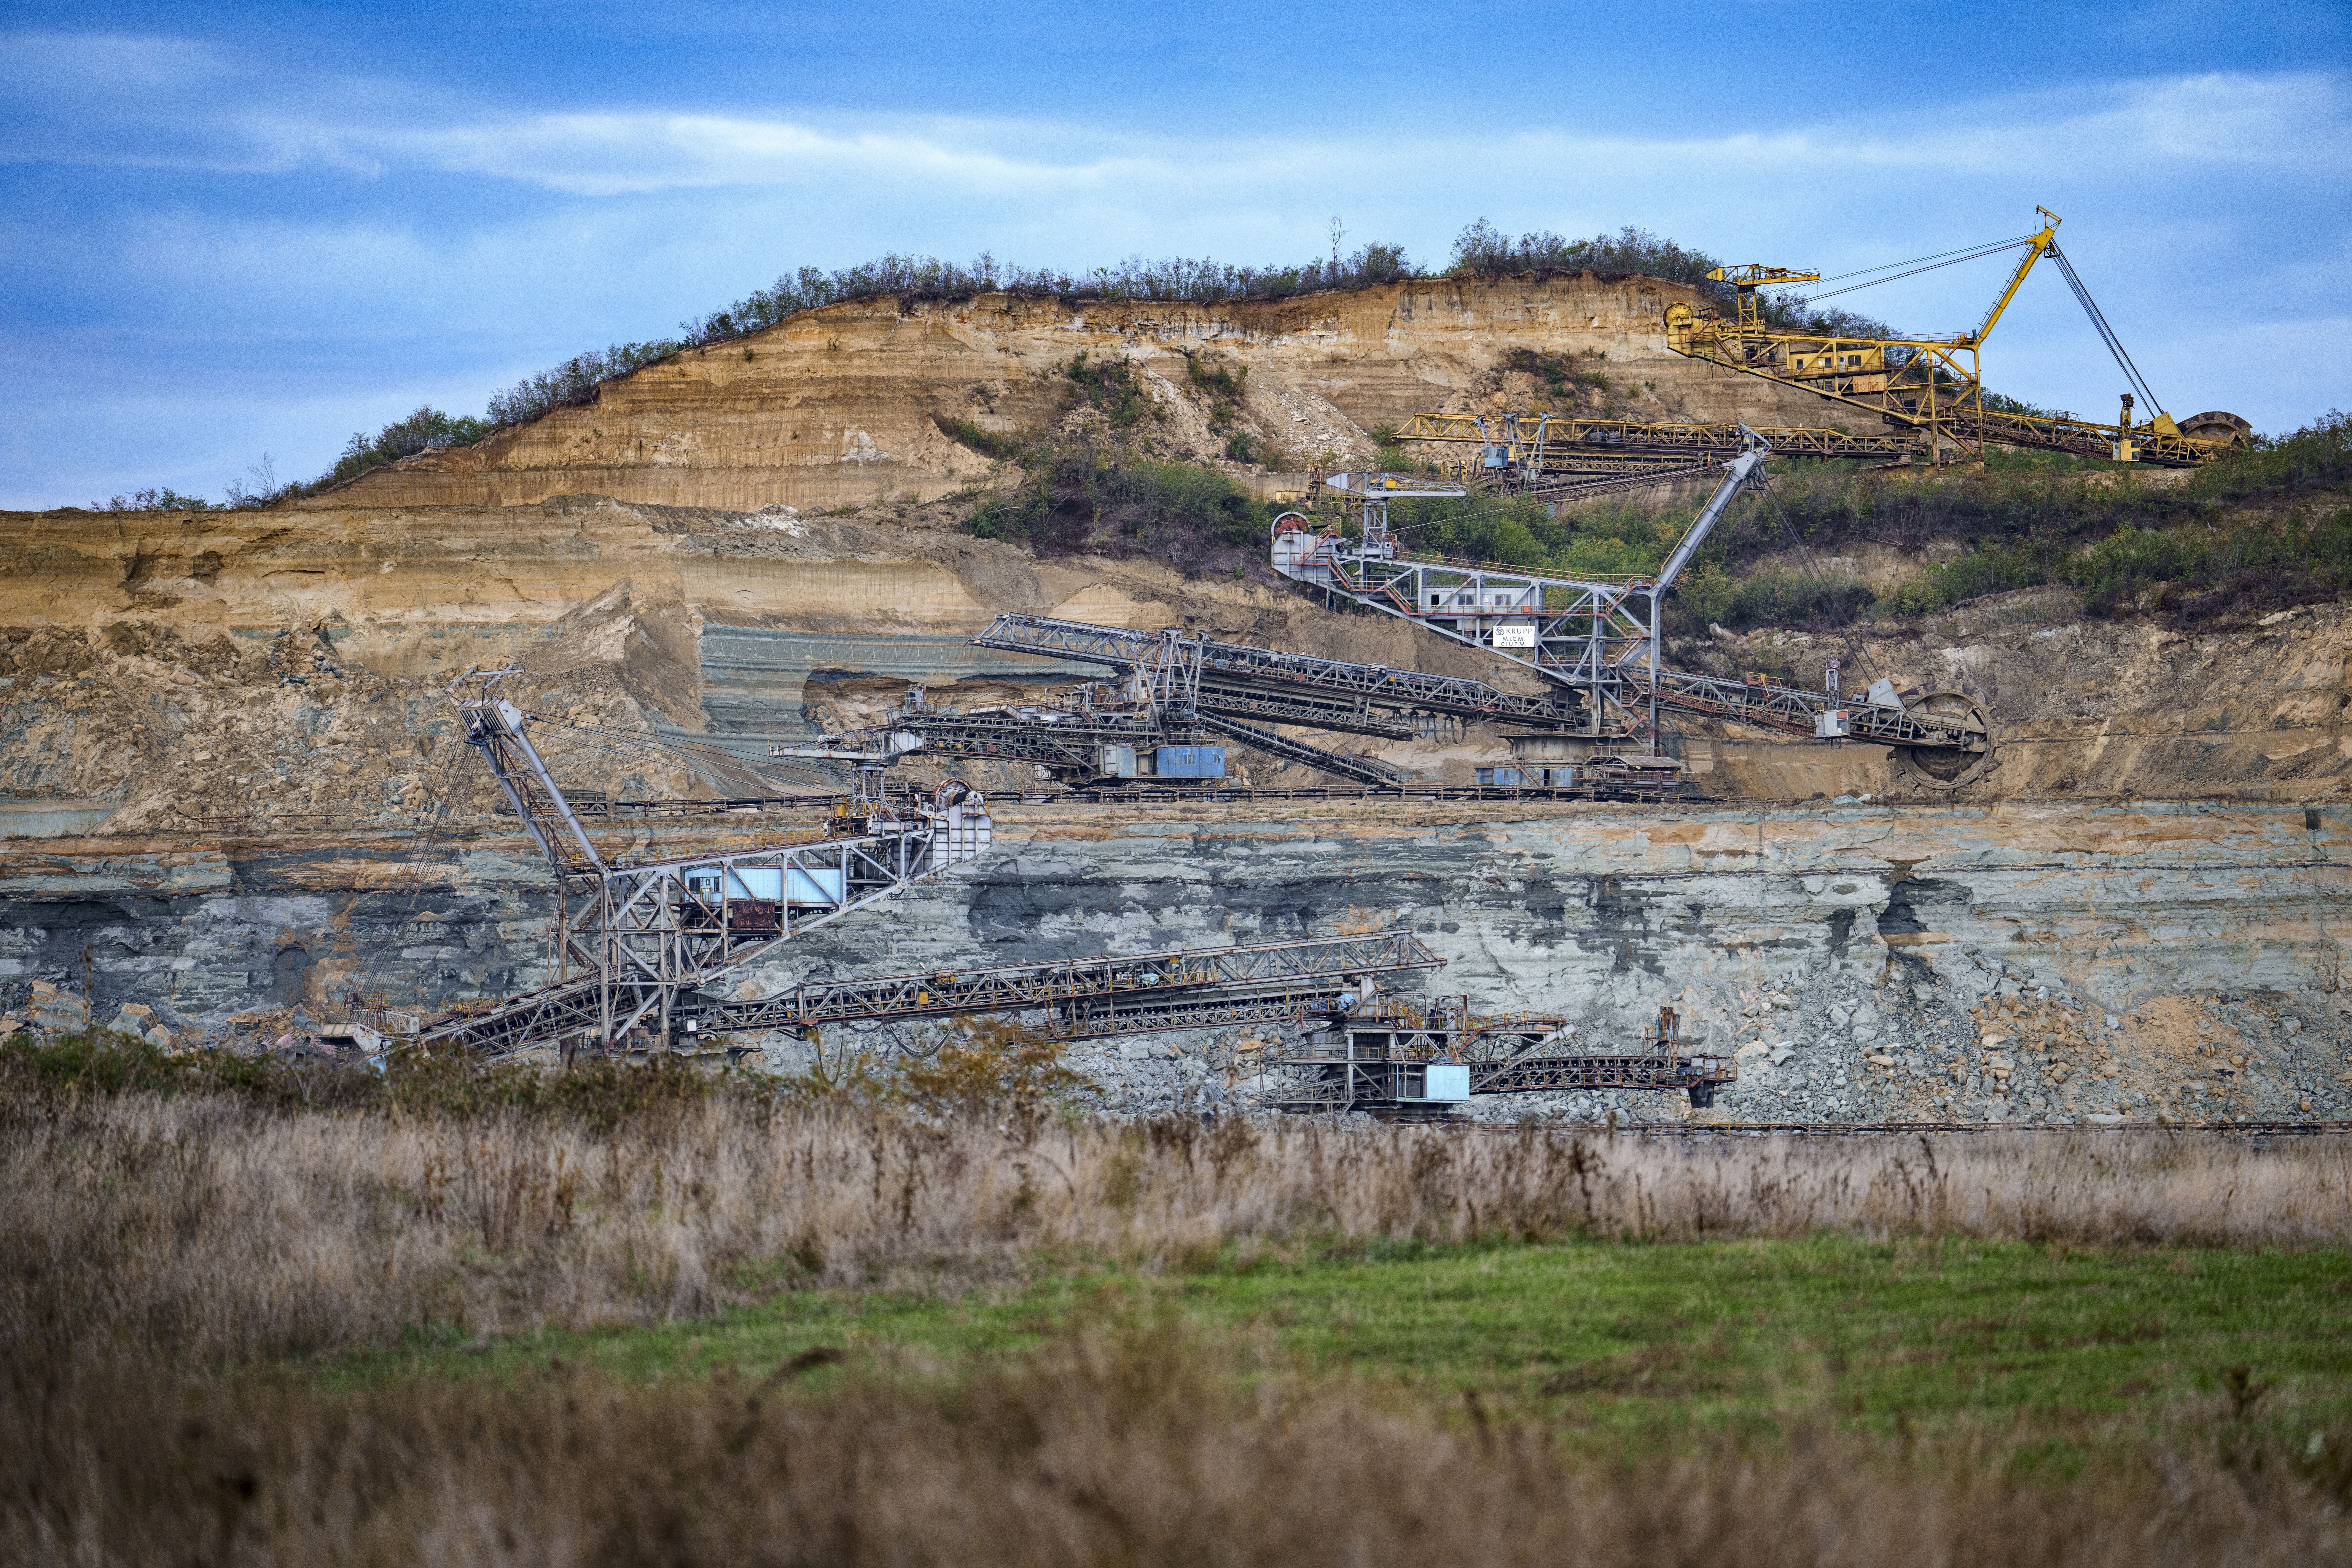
14 1080 2350 1559
327 1237 2352 1461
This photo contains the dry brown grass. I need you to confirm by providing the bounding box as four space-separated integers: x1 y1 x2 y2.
5 1092 2349 1369
6 1322 2347 1567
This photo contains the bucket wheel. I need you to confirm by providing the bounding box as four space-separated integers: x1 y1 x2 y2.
1889 687 1998 792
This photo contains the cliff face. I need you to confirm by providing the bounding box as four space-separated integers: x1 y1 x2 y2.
6 487 2352 1126
4 801 2345 1128
6 491 2352 832
0 495 1557 828
300 276 1847 513
13 477 2352 827
5 264 2348 1125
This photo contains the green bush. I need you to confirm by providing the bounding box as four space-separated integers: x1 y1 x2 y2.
317 405 492 491
2189 408 2351 503
1719 568 1874 630
1878 506 2352 620
965 452 1269 573
1307 415 2352 629
1448 220 1719 290
1065 352 1156 429
1882 539 2066 616
1384 494 1689 582
90 487 218 512
485 341 680 428
934 415 1024 461
966 487 1059 547
1180 350 1246 401
2060 509 2352 616
681 242 1419 343
1501 347 1610 399
1982 389 2065 419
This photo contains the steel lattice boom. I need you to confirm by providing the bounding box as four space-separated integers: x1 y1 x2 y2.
1264 1001 1735 1119
1274 444 1999 789
423 670 998 1055
428 929 1443 1057
782 623 1420 788
971 613 1588 732
708 928 1442 1037
423 678 1737 1115
1396 411 1917 470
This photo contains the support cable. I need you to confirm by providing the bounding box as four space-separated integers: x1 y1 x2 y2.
1793 233 2041 289
1378 467 1718 544
1779 239 2035 308
2047 245 2166 416
1755 474 1886 692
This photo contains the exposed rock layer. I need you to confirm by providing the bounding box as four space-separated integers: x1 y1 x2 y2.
297 277 1848 512
1 800 2344 1126
5 495 2351 831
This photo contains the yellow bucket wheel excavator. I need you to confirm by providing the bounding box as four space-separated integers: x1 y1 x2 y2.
1661 206 2251 467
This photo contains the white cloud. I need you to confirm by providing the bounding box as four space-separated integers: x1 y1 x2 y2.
10 31 2339 200
2 33 2345 503
2 31 232 93
403 114 1128 198
407 73 2346 199
0 30 394 175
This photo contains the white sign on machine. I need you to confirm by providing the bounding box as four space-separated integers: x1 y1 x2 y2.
1423 1063 1471 1101
1492 623 1537 649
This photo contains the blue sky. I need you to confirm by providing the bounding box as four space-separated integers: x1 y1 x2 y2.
2 1 2346 509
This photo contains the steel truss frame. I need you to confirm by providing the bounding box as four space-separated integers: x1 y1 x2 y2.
803 628 1415 787
905 680 1425 752
1193 678 1419 740
880 699 1400 785
425 682 1732 1113
1396 411 1917 470
1193 711 1403 783
971 613 1589 733
710 929 1441 1034
893 709 1167 770
1654 216 2224 469
1265 1002 1735 1115
1626 667 1985 751
429 673 995 1055
1270 520 1669 743
1271 452 1994 767
429 928 1443 1057
1409 400 2219 473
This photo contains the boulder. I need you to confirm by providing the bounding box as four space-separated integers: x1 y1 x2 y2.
26 981 90 1034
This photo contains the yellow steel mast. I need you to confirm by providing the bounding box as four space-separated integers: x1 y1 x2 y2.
1663 208 2069 463
1969 206 2062 346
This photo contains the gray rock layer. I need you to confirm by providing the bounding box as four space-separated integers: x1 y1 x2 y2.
2 800 2345 1126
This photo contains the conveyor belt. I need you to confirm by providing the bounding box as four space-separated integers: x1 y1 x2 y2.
972 613 1588 730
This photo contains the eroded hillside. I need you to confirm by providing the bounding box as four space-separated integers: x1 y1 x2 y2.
5 268 2349 1127
5 491 2350 1129
298 276 1846 513
4 488 2351 835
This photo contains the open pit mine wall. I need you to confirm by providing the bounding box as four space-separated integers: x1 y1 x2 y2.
10 493 2352 834
3 802 2347 1125
296 274 1848 513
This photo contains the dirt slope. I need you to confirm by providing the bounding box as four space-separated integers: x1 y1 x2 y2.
298 276 1845 513
4 490 2350 833
6 495 2350 1125
0 494 1534 828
